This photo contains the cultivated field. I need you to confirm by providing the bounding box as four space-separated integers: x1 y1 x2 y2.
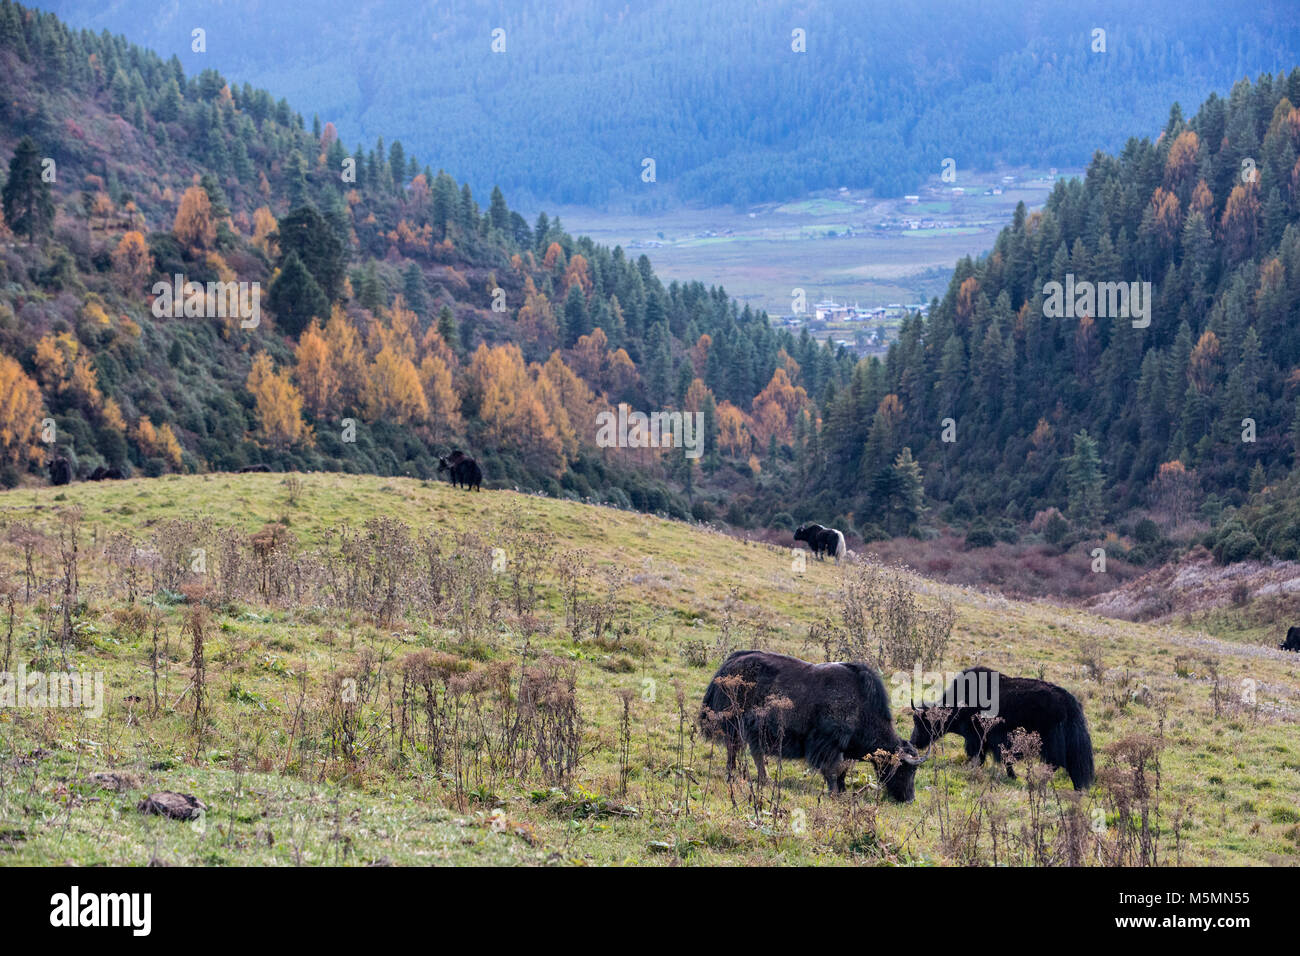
551 170 1066 317
1 473 1297 866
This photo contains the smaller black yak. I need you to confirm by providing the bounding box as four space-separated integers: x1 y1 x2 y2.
701 650 926 799
88 465 125 480
48 456 71 486
793 523 846 562
910 666 1094 790
437 450 482 491
1281 626 1300 652
239 463 272 473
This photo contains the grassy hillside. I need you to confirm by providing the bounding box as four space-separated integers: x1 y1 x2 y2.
1 474 1297 865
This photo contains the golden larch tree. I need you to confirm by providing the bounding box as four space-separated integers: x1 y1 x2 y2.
246 352 311 448
111 230 152 292
294 320 338 417
173 185 216 252
0 356 44 468
363 346 428 424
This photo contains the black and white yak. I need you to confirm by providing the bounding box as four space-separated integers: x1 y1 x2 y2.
910 666 1095 790
793 523 846 562
701 650 926 799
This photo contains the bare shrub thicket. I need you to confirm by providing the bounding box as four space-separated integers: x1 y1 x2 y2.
823 563 955 669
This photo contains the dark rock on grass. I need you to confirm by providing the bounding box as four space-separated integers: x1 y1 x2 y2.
138 791 207 820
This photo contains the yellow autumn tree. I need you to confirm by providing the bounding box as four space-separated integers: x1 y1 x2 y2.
1220 183 1260 262
1189 179 1214 218
155 423 185 469
956 276 979 325
246 352 311 448
1163 130 1200 192
173 185 216 252
111 230 152 292
33 332 73 388
323 306 368 410
388 295 419 360
1188 330 1221 394
716 401 752 457
294 320 338 417
418 353 462 440
1150 187 1182 246
563 254 593 296
683 377 712 415
470 343 567 476
134 416 184 468
750 366 809 447
515 277 557 354
0 356 44 468
363 346 428 424
252 205 278 257
538 353 595 452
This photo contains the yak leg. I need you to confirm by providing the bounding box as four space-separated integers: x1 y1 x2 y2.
725 739 739 782
748 741 768 787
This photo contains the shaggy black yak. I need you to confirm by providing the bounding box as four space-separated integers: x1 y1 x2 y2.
910 666 1094 790
48 456 71 486
437 450 482 491
701 650 925 799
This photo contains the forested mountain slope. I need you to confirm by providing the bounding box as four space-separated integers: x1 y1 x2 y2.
817 73 1300 563
0 1 853 523
39 0 1300 207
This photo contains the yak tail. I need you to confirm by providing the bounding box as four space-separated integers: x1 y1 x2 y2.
699 674 731 741
833 530 846 562
1064 706 1095 790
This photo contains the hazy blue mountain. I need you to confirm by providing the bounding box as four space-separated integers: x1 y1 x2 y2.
39 0 1300 208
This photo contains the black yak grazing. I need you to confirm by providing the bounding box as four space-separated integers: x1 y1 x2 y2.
700 650 925 799
793 523 846 562
910 666 1094 790
1281 626 1300 652
437 450 482 491
48 456 71 486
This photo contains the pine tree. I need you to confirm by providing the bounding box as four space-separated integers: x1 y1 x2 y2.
276 205 345 300
2 137 54 242
1066 430 1104 530
890 447 926 535
267 251 328 338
